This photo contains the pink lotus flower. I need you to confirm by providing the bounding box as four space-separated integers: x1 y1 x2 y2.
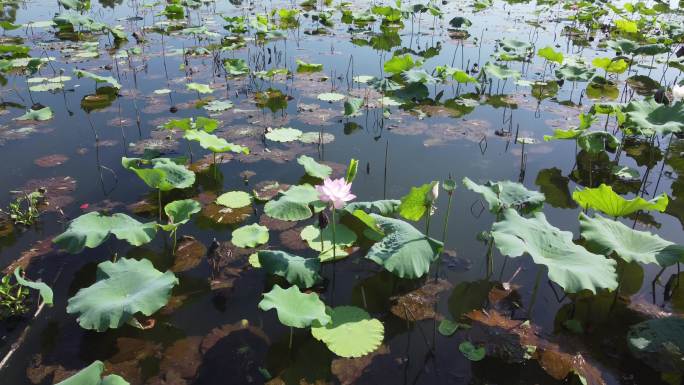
316 178 356 209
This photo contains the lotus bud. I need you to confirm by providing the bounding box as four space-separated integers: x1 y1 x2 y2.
318 211 329 229
429 181 440 202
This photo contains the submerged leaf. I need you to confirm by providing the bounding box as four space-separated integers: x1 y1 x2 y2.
56 361 129 385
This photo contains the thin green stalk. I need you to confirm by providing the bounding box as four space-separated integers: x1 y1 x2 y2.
158 189 162 222
289 326 294 351
331 208 337 302
436 193 454 281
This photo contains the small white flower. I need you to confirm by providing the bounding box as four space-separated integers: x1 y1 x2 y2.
673 84 684 102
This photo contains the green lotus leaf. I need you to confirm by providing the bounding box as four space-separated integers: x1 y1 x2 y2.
297 155 332 179
164 199 201 225
311 306 384 358
264 184 325 221
607 39 638 55
624 98 684 136
343 200 401 216
344 97 364 117
626 75 661 96
555 63 595 81
186 82 213 94
492 209 618 294
122 157 196 191
29 82 64 92
257 250 322 288
67 258 178 331
216 191 252 208
14 106 53 121
258 284 330 328
402 69 437 84
577 131 620 154
614 18 637 34
448 16 472 29
579 213 684 267
572 183 668 217
203 99 234 112
627 317 684 374
399 182 438 221
296 59 323 73
53 212 158 254
162 4 184 19
223 58 250 76
537 46 563 64
633 43 669 56
462 177 545 214
14 267 53 306
56 361 129 385
592 57 628 74
300 223 357 261
459 341 485 361
184 129 249 154
383 54 415 75
483 62 520 80
438 319 468 336
317 92 346 102
231 223 269 248
265 127 303 142
500 38 531 52
73 69 121 89
365 215 443 279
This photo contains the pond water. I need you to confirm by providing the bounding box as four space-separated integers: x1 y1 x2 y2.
0 0 683 384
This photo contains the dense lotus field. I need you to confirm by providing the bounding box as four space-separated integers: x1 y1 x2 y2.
0 0 684 384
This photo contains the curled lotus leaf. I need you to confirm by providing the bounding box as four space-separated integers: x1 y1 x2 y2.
53 212 158 254
264 184 325 221
579 213 684 267
257 250 322 288
463 177 545 214
492 209 618 294
67 258 178 332
122 157 196 191
572 183 668 217
297 155 332 179
364 215 442 279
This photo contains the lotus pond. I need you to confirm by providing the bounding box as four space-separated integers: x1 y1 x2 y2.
1 0 684 384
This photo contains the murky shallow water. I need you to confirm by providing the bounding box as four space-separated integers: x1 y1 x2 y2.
0 0 683 384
